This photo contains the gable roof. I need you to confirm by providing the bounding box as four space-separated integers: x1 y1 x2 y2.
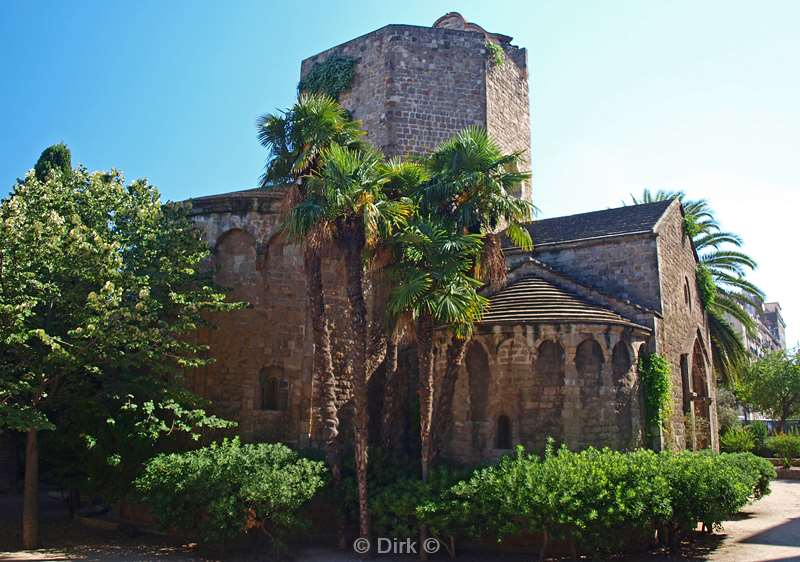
505 199 675 247
481 274 650 330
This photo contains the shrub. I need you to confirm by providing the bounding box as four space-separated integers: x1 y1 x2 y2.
419 446 772 557
720 426 755 453
746 421 769 452
134 438 326 549
766 433 800 468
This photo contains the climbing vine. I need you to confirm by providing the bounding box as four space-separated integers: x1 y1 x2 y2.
695 263 717 309
639 353 672 446
485 41 505 67
298 56 357 100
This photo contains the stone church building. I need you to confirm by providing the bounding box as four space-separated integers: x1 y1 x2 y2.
185 13 718 462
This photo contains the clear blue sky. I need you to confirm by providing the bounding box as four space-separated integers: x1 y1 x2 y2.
1 1 798 345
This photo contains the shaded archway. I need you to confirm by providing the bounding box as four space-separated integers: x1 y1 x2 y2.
612 341 633 447
691 337 711 449
577 338 607 447
521 340 566 451
467 342 491 453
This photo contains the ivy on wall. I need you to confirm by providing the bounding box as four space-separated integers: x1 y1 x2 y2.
696 264 717 309
485 41 505 67
639 353 672 447
298 56 357 100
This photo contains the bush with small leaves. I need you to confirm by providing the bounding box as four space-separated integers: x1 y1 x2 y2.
720 426 756 453
766 433 800 468
746 421 769 452
134 438 326 549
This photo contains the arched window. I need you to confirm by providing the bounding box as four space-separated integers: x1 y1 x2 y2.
496 415 512 449
260 368 289 411
684 277 692 310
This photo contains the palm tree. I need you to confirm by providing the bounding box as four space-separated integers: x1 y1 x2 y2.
420 127 534 457
305 142 413 542
626 189 763 382
387 220 488 481
257 93 363 546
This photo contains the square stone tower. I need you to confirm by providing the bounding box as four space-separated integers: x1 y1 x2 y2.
300 12 532 203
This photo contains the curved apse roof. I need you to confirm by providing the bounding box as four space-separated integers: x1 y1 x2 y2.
481 274 649 330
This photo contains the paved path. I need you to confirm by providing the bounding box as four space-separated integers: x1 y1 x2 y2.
702 479 800 562
1 480 799 561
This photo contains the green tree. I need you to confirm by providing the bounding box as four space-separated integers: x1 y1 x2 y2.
0 163 237 548
33 143 72 182
626 189 763 383
737 349 800 432
421 126 533 458
302 142 412 542
257 93 366 546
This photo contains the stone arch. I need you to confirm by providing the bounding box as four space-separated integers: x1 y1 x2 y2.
259 367 289 412
536 340 565 385
576 338 605 381
214 228 258 291
467 342 490 422
496 415 512 450
612 341 633 447
690 335 711 449
467 341 491 453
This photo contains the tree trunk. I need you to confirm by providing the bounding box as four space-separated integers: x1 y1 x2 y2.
432 336 468 460
304 246 345 546
381 333 401 450
417 314 435 482
342 235 370 542
22 427 38 550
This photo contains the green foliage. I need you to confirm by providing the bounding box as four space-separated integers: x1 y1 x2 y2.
746 421 769 452
766 433 800 468
34 143 72 182
696 264 717 308
298 56 357 100
715 386 739 432
639 353 672 445
134 438 327 547
0 163 241 496
737 350 800 430
485 42 505 67
419 446 772 555
720 426 755 453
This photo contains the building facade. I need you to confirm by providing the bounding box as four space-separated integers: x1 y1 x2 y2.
186 13 718 459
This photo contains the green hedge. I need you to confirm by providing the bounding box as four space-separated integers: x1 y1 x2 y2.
418 446 775 556
767 433 800 468
134 438 327 549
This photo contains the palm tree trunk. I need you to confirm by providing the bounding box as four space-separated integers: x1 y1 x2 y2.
417 314 435 482
381 332 400 450
432 336 468 460
22 427 38 549
304 245 345 546
342 236 370 541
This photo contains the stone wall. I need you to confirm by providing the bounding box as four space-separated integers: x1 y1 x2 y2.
441 323 648 464
652 202 718 451
300 20 531 201
527 235 662 312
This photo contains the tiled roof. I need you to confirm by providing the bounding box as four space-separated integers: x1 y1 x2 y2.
481 274 647 329
506 199 675 247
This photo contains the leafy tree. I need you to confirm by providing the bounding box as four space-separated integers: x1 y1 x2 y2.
0 163 237 548
737 349 800 432
420 126 534 458
626 189 763 382
33 143 72 182
135 438 327 550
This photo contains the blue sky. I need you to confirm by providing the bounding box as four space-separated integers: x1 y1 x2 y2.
1 1 798 345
